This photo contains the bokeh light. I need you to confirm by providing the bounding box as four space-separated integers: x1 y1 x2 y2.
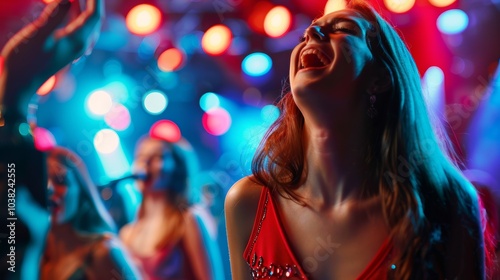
248 1 274 34
94 129 120 154
157 48 184 72
18 123 31 136
261 105 280 125
242 52 272 77
200 92 220 112
422 66 445 115
143 90 168 115
437 9 469 35
264 6 292 38
429 0 456 7
202 107 232 136
202 25 232 55
36 75 57 96
150 120 182 142
384 0 416 13
325 0 347 14
126 4 162 36
87 90 113 116
424 66 445 87
105 104 131 131
33 127 56 151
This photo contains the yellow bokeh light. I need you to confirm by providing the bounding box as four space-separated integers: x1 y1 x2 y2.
202 25 232 56
126 4 162 36
264 6 292 38
384 0 416 13
324 0 347 14
428 0 456 7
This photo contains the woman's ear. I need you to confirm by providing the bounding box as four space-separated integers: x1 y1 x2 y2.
368 67 392 94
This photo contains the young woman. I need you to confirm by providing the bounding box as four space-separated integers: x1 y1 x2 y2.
225 1 487 279
41 147 139 279
120 136 212 280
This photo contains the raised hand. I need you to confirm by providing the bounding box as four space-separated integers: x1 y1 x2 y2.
0 0 103 120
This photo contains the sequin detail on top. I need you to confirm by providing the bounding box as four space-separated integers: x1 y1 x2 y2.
249 258 302 279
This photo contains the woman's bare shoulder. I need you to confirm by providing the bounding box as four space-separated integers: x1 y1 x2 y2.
225 176 264 225
225 176 265 280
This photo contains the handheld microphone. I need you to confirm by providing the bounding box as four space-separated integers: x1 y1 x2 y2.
98 172 147 188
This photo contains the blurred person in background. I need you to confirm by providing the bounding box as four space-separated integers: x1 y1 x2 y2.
41 147 139 279
0 0 103 278
120 136 213 280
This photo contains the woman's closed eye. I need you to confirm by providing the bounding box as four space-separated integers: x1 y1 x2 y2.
331 23 358 34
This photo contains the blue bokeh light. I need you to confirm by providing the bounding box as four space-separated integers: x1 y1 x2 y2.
242 52 272 77
143 90 168 115
261 104 280 125
200 92 221 112
437 9 468 35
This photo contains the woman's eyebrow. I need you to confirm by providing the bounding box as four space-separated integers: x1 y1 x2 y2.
329 17 362 29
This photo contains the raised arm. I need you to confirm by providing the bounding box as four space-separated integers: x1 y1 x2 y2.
0 0 103 121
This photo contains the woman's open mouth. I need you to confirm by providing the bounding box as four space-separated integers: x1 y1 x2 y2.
299 47 332 70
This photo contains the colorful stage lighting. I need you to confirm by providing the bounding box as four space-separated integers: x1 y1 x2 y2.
150 120 182 142
202 25 232 55
264 6 291 38
126 4 162 36
158 48 184 72
143 90 168 115
87 90 113 116
203 107 232 136
105 104 131 131
242 52 272 77
94 129 120 154
384 0 416 13
437 9 468 35
200 92 220 112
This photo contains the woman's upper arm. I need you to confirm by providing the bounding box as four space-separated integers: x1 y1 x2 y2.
225 176 262 280
182 211 212 280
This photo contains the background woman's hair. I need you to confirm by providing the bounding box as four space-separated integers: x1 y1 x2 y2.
251 0 485 278
47 147 116 234
134 136 194 249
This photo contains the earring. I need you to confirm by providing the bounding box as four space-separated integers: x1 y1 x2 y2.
367 93 377 119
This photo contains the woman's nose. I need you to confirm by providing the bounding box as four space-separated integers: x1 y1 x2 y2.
305 25 327 42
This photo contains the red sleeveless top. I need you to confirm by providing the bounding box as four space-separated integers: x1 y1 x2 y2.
244 187 394 280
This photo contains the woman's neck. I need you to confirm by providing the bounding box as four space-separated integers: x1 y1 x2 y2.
46 223 82 256
141 192 179 218
300 116 372 208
